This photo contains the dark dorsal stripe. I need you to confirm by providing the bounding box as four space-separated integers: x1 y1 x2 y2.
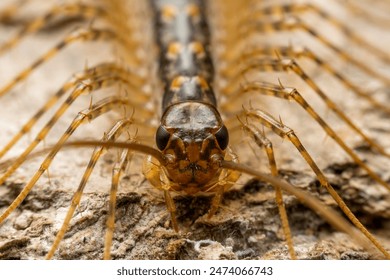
152 0 217 110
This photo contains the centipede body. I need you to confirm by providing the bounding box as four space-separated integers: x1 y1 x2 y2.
0 0 390 259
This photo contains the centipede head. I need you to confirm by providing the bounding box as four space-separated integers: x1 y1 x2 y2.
156 101 228 192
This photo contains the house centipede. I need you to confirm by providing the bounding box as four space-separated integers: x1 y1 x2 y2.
0 0 389 260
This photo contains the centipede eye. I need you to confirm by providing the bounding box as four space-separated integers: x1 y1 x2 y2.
215 125 229 150
156 125 171 151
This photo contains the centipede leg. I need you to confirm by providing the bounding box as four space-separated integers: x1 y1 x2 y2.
223 57 389 158
104 147 133 260
242 107 390 259
221 160 384 259
46 118 133 259
220 46 390 115
225 81 390 192
240 121 296 259
0 69 150 185
0 63 147 160
206 148 240 219
142 156 179 232
0 98 135 225
0 27 116 98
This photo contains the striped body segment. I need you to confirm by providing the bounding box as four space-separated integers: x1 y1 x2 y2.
153 0 216 108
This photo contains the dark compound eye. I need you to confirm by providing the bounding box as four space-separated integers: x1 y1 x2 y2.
215 125 229 150
156 125 171 151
